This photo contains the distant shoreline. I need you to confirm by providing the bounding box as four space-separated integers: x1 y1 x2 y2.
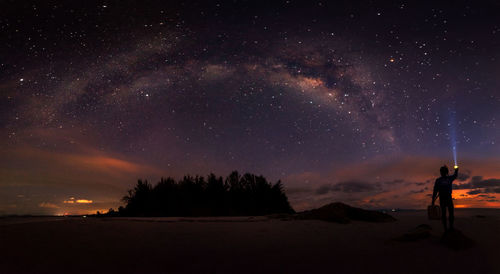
3 207 500 218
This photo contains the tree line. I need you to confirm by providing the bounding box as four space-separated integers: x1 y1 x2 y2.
109 171 295 216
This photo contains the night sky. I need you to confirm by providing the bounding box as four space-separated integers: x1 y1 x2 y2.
1 0 499 215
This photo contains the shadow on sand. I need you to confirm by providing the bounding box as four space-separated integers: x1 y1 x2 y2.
394 224 475 250
294 202 397 223
440 229 475 250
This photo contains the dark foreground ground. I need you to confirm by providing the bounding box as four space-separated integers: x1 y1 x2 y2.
1 209 499 273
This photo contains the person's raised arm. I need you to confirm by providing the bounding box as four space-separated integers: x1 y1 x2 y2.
451 166 459 181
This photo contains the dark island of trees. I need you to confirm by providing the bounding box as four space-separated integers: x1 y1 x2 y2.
109 171 295 217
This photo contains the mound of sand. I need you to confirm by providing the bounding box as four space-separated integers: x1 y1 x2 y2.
394 224 432 242
297 202 397 223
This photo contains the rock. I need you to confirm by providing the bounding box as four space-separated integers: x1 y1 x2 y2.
296 202 397 223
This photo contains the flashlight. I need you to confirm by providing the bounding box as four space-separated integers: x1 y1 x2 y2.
454 165 458 169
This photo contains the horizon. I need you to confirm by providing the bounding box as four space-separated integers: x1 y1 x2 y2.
1 0 499 215
4 206 500 218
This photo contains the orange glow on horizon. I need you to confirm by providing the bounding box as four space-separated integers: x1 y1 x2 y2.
76 199 93 204
63 198 93 204
56 208 110 216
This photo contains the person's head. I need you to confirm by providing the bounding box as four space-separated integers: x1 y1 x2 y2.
440 165 449 177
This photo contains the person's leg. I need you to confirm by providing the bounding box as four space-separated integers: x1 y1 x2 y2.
449 200 454 230
440 201 447 231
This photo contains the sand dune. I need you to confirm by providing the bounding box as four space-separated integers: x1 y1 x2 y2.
1 209 499 273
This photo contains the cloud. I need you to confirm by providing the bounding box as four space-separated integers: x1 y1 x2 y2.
332 155 446 182
284 155 500 211
457 170 471 181
409 189 425 194
383 179 405 185
1 135 163 185
471 176 483 183
473 179 500 188
467 189 482 195
478 194 496 198
38 202 59 209
454 177 500 190
315 185 332 195
334 181 381 193
316 180 381 194
76 199 93 204
454 183 472 189
333 156 500 183
285 187 314 195
0 133 164 215
63 198 93 204
484 187 500 194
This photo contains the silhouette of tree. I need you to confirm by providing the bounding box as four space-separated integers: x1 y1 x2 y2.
122 179 153 216
117 171 295 217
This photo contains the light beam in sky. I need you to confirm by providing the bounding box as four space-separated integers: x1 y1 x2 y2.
448 109 458 168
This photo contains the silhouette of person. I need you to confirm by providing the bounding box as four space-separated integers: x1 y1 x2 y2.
432 165 458 231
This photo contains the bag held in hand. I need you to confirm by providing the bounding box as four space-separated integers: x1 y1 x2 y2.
427 205 441 220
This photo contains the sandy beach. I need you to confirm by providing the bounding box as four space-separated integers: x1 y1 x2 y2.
1 209 499 273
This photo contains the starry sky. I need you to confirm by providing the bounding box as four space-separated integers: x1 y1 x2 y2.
1 0 499 215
